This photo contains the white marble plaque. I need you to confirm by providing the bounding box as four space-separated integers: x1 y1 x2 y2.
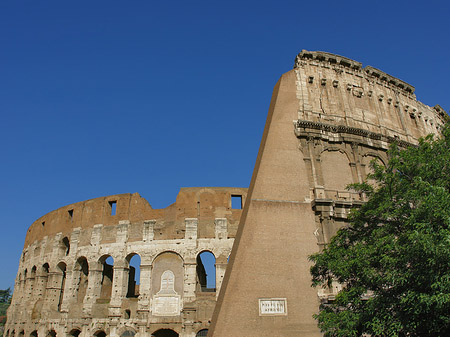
152 269 181 316
259 298 287 316
152 295 180 316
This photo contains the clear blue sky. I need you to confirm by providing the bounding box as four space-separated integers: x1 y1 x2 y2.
1 0 449 290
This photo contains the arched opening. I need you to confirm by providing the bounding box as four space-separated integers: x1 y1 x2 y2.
41 263 50 297
68 329 81 337
75 257 89 303
30 266 37 295
94 331 106 337
61 237 70 256
30 330 38 337
99 255 114 299
119 331 134 337
18 330 25 337
196 251 216 292
124 309 131 319
57 262 67 311
126 254 140 298
47 330 56 337
196 330 208 337
151 329 178 337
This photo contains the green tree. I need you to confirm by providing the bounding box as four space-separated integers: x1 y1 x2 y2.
310 124 450 336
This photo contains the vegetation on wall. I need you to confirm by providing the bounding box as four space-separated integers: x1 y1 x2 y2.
0 288 12 337
310 125 450 336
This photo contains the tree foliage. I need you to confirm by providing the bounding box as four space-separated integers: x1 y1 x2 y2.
310 124 450 336
0 288 11 322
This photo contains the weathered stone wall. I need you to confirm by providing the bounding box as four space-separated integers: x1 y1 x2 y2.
6 187 247 337
209 50 448 336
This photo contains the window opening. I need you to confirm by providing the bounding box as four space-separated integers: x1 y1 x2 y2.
94 331 106 337
196 251 216 292
231 195 242 209
126 254 141 298
68 209 73 221
41 221 45 227
75 257 89 303
196 329 208 337
57 262 66 312
62 237 70 256
100 255 114 299
124 309 131 319
109 201 117 216
69 330 81 337
152 329 178 337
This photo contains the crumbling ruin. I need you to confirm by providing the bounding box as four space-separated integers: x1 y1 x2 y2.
6 50 448 337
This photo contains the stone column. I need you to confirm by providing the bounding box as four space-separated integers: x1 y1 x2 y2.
215 257 228 296
109 261 128 318
183 258 197 304
137 262 151 313
83 266 103 316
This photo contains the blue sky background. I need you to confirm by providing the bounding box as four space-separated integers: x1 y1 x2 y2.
1 0 449 290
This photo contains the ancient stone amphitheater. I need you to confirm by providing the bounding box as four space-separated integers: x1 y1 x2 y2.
6 50 448 337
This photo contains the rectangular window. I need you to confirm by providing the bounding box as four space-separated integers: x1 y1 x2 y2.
109 201 117 216
231 195 242 209
68 209 74 221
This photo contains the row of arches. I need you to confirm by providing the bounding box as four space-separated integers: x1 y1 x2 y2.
5 328 209 337
17 248 218 313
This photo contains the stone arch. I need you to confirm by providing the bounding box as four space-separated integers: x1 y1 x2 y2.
196 330 208 337
151 250 184 265
30 330 38 337
125 253 141 298
46 330 56 337
151 329 178 337
196 251 216 292
74 256 89 304
41 263 50 295
319 148 354 192
118 327 136 337
60 237 70 257
151 252 184 316
361 152 387 181
30 266 37 296
67 329 81 337
98 255 114 299
94 330 107 337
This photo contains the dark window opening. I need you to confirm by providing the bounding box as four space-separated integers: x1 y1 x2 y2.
94 331 106 337
69 330 81 337
120 331 135 337
231 195 242 209
152 330 178 337
57 262 66 312
109 201 117 216
68 209 73 221
124 309 131 319
62 237 70 256
196 330 208 337
41 221 45 227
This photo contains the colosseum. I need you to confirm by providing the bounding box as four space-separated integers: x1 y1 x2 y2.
5 50 449 337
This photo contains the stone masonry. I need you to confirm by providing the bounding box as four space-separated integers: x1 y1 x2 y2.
6 50 449 337
5 187 247 337
209 50 448 336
